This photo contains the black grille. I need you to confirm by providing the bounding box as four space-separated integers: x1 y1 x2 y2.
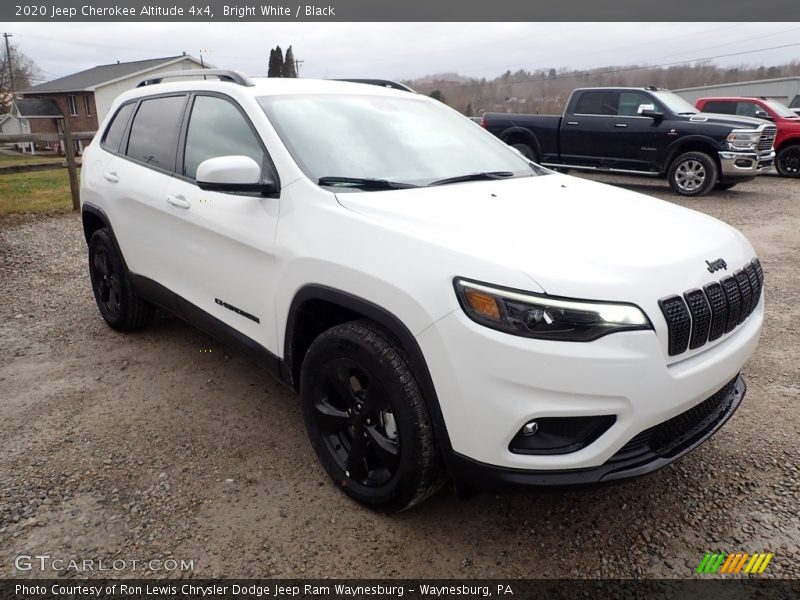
658 296 691 356
703 282 728 342
684 290 711 349
659 259 762 357
609 377 738 465
758 126 777 152
734 270 753 322
721 276 742 333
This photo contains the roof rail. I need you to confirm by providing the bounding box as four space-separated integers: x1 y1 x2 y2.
334 79 416 93
137 69 254 88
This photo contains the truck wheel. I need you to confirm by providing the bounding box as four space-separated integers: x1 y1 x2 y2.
301 320 445 512
775 145 800 177
88 228 154 331
510 143 536 161
668 152 718 197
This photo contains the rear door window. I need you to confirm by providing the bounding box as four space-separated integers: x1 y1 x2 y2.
125 95 187 171
702 101 736 115
574 91 620 116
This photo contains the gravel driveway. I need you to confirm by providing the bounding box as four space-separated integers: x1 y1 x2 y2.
1 174 798 579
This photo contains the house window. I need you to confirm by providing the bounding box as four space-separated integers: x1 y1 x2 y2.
67 95 79 116
84 95 92 117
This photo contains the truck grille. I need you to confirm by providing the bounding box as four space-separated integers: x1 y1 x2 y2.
658 259 763 357
758 126 777 152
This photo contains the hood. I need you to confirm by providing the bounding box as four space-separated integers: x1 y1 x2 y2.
335 173 756 303
685 112 772 130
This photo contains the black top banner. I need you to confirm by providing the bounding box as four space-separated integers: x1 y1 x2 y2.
4 0 800 22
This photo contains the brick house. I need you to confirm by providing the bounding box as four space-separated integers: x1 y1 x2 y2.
19 54 206 154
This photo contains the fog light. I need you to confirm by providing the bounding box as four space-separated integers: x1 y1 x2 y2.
522 421 539 436
735 159 752 168
509 415 616 455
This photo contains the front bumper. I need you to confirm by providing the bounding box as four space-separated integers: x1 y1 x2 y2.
718 150 774 178
447 375 745 488
416 298 762 475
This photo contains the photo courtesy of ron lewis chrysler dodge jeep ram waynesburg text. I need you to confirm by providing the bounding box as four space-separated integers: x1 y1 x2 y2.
80 71 764 511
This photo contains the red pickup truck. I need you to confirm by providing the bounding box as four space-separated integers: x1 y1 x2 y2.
695 97 800 177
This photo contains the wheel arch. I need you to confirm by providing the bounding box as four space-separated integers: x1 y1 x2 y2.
664 136 721 172
81 203 130 273
500 127 541 158
283 285 453 450
776 137 800 153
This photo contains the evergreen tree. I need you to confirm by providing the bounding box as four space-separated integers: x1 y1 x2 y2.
429 90 446 103
274 46 284 77
282 46 297 78
267 48 281 77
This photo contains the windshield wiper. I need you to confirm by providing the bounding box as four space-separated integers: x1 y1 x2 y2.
318 176 418 190
678 112 698 116
428 171 515 187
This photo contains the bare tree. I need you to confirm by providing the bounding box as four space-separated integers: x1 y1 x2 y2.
1 41 41 112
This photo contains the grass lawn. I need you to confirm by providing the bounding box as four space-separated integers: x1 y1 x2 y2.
0 152 64 167
0 168 79 217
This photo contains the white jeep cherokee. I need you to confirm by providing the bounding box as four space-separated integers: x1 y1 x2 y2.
80 71 764 511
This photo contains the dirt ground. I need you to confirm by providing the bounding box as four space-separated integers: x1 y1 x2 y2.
1 173 798 579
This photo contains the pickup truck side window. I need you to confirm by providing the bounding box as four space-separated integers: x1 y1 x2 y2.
574 91 619 116
790 95 800 109
733 102 760 118
618 92 657 117
183 95 265 180
126 95 187 171
701 101 736 115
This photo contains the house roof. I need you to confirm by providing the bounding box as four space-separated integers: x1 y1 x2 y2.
21 55 204 94
14 98 62 118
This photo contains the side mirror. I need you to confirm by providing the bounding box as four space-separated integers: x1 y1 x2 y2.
640 109 665 121
753 110 772 120
196 155 278 195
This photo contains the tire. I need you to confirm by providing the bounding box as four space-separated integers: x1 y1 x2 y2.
510 142 536 161
88 228 154 331
667 151 718 197
300 320 445 512
775 145 800 178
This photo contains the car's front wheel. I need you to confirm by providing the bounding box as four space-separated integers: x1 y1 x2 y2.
88 228 154 331
775 145 800 177
300 320 445 512
668 152 718 196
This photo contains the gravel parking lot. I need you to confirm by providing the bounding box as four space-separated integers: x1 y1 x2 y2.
1 174 798 579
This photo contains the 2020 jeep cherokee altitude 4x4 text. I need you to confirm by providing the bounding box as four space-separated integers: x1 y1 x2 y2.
80 71 764 511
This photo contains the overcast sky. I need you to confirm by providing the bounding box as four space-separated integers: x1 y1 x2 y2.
8 22 800 84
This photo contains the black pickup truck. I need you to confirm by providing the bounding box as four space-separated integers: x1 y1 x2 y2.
481 87 777 196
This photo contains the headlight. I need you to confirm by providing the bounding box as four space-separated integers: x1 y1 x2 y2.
726 129 760 151
454 278 652 341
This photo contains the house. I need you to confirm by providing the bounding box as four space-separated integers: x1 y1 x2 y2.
1 98 61 153
19 54 207 153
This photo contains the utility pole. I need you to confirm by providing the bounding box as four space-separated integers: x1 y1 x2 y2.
294 58 304 77
3 32 14 94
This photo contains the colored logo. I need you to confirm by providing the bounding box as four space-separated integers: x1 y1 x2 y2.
696 552 773 575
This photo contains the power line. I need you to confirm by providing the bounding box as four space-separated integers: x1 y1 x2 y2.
419 40 800 91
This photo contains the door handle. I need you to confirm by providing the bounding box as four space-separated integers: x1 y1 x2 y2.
566 121 579 125
103 171 119 183
614 123 628 128
166 195 190 209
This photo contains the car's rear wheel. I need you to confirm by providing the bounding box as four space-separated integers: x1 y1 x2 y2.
88 228 154 331
668 152 718 197
775 145 800 177
301 320 445 512
510 142 536 161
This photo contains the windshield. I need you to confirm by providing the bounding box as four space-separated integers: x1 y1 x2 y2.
259 94 542 188
652 91 699 115
763 99 798 118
